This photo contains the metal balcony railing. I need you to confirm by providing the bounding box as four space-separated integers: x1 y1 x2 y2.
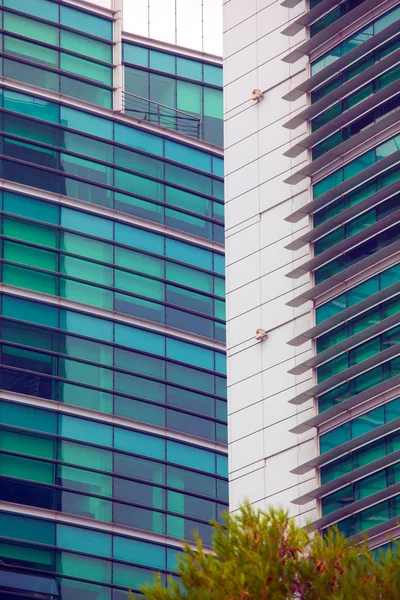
122 91 203 140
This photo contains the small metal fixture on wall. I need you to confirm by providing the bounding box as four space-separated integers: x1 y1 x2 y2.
251 89 264 101
255 329 268 341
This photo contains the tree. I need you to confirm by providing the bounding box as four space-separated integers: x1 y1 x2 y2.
129 504 400 600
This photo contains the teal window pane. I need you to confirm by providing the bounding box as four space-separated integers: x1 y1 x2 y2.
377 135 400 160
4 36 58 68
115 169 162 201
60 5 113 40
344 149 375 179
114 371 165 402
4 59 59 93
150 73 175 108
313 170 343 198
177 57 202 80
60 30 113 63
217 453 228 477
60 53 113 86
60 255 112 286
4 12 58 45
4 0 58 21
115 223 164 254
59 310 112 342
57 551 111 584
115 395 165 427
2 295 58 328
59 440 112 471
150 50 175 73
167 362 214 394
60 106 113 140
61 278 112 310
61 207 112 239
165 140 211 173
58 578 110 600
204 64 223 86
0 512 54 545
114 428 165 460
114 122 164 156
115 323 165 356
59 415 112 446
166 338 214 370
4 240 57 271
57 524 111 557
61 231 113 262
177 81 202 115
3 89 59 124
0 400 56 433
59 382 113 413
167 441 215 473
3 263 57 295
166 261 213 294
352 407 385 438
60 76 112 108
320 422 351 454
124 43 149 67
213 158 224 178
115 246 164 278
113 536 165 569
166 238 212 270
60 357 113 389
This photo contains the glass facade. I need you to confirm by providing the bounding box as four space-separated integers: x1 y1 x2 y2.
287 0 400 549
0 1 227 599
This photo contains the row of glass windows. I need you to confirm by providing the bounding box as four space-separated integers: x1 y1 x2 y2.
316 263 399 323
0 213 223 302
0 453 224 534
312 94 400 160
0 400 228 477
318 354 400 413
311 5 400 75
123 42 222 87
310 0 367 37
2 55 112 108
1 0 113 40
313 164 399 227
313 134 400 199
0 262 225 341
0 569 133 600
314 222 400 285
1 7 113 62
124 67 223 147
0 233 225 321
0 150 224 244
314 192 398 256
0 294 226 376
311 37 399 104
320 396 400 454
0 511 183 572
2 88 223 176
316 293 400 353
322 460 400 516
312 64 400 132
320 428 400 484
317 324 400 383
331 493 400 538
2 31 112 85
0 349 227 443
0 190 224 279
0 400 228 501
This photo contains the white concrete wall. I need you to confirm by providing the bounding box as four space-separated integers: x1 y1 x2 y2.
224 0 317 525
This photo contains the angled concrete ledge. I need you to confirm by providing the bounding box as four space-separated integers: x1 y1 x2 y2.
286 241 400 308
290 377 400 434
281 0 340 37
285 150 400 223
282 23 400 101
285 181 400 251
283 51 400 129
291 411 400 475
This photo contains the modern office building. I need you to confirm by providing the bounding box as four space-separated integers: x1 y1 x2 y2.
225 0 400 550
0 1 226 599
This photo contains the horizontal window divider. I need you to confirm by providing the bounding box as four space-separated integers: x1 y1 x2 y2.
0 30 115 68
123 61 222 91
293 449 400 505
0 148 223 214
0 316 226 377
291 410 400 474
0 535 178 580
0 473 221 527
0 284 226 352
284 51 400 129
285 181 400 251
284 110 400 185
281 0 341 36
0 258 225 325
286 210 400 279
0 6 115 45
282 24 400 101
0 52 115 91
285 152 400 223
286 241 400 308
347 513 400 545
283 0 393 63
284 84 400 158
308 481 400 531
0 106 224 182
0 448 226 503
288 312 400 377
0 415 228 477
0 234 224 302
0 209 225 279
291 377 400 435
289 343 400 406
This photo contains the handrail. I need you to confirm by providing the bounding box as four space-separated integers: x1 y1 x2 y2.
121 91 203 140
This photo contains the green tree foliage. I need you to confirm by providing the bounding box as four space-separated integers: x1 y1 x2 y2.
129 504 400 600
